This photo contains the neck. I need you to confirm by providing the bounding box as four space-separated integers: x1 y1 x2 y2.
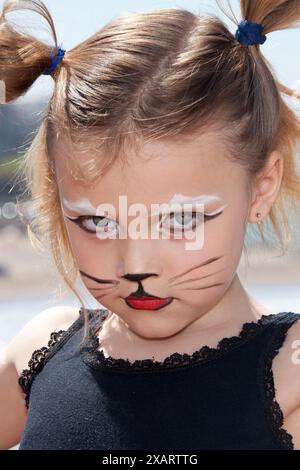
183 273 269 334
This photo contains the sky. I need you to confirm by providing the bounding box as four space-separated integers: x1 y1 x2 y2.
0 0 299 106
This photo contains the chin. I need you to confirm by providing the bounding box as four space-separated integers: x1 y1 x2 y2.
125 315 186 341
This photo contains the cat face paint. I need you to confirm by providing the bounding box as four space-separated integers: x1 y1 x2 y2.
61 192 228 311
55 130 250 340
62 193 226 215
61 190 230 311
61 193 228 240
62 196 98 215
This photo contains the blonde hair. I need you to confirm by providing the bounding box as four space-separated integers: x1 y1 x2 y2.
1 0 300 338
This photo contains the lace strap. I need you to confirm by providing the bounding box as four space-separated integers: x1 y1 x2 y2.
18 308 85 408
258 311 300 450
18 330 66 409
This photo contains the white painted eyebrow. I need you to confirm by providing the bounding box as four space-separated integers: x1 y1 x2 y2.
61 197 97 214
61 194 227 218
168 194 224 205
150 194 227 218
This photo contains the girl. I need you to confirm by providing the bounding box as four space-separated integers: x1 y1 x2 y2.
0 0 300 451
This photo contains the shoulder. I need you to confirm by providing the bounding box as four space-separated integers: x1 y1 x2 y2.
272 314 300 404
0 305 81 447
5 305 81 377
270 313 300 448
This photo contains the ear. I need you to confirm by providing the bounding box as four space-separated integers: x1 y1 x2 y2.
248 150 284 224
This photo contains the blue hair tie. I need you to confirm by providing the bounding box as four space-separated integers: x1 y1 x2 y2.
43 45 66 75
235 19 267 46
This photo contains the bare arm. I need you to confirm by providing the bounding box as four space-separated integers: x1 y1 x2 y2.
272 319 300 450
0 349 28 450
0 305 79 450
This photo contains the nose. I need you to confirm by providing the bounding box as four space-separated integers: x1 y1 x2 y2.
117 237 163 281
122 273 157 283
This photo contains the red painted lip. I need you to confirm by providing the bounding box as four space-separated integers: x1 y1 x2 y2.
125 295 173 311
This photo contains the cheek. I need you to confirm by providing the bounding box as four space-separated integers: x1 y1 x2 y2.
64 221 115 273
203 204 247 270
64 222 91 263
169 205 247 278
62 221 102 273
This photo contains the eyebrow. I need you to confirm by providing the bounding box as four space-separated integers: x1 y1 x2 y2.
61 197 97 214
169 194 223 205
61 194 227 219
149 193 225 217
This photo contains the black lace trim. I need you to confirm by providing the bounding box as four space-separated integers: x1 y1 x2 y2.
258 313 300 450
18 330 66 409
17 308 300 449
80 310 287 374
17 307 105 408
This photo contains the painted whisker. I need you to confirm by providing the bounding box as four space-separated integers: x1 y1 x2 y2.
168 255 225 284
184 282 225 290
171 267 226 287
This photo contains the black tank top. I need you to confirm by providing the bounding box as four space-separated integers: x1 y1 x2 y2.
18 308 300 450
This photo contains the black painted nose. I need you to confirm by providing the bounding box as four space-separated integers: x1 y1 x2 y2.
122 273 156 283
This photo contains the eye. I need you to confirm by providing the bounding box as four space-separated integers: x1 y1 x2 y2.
158 211 202 234
158 210 222 235
66 215 119 235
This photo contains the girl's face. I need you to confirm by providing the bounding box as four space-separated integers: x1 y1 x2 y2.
54 130 252 339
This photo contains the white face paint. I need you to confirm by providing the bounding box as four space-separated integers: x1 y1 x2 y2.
61 193 228 218
153 193 228 217
61 196 97 216
169 193 223 206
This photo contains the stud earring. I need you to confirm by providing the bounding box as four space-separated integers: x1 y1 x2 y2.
256 212 262 225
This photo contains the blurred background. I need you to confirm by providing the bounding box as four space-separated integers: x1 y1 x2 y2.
0 0 300 356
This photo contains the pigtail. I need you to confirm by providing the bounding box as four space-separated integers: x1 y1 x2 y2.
217 0 300 252
0 0 65 103
238 0 300 34
234 0 300 105
242 0 300 250
1 1 89 336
